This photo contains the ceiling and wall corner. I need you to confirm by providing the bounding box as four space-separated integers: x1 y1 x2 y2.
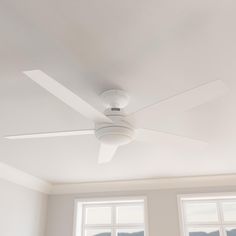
0 162 51 194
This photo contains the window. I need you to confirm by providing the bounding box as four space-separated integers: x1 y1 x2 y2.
74 198 147 236
178 194 236 236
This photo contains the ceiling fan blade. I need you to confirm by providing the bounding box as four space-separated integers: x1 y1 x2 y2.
98 143 118 164
5 129 94 139
135 128 207 150
23 70 112 124
128 80 228 123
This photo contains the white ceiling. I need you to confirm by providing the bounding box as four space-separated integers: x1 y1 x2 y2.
1 0 236 183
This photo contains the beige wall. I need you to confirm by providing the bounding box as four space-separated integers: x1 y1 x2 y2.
45 185 236 236
0 178 48 236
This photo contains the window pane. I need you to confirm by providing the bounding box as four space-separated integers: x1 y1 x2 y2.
222 202 236 222
185 202 218 223
225 227 236 236
85 207 111 224
85 229 111 236
188 227 220 236
117 229 144 236
116 205 144 224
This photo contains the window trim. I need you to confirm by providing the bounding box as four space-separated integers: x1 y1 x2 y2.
73 196 149 236
177 192 236 236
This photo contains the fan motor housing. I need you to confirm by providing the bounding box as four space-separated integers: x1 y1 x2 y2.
95 126 135 146
95 111 135 146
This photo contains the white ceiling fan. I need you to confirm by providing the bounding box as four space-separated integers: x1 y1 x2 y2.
6 70 228 163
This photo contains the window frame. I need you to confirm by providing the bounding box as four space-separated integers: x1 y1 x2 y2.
73 196 149 236
178 192 236 236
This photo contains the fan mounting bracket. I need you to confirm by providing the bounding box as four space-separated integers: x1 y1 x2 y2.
100 89 130 109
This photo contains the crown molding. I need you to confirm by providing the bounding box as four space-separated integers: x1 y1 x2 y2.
1 160 236 195
0 162 52 194
51 174 236 195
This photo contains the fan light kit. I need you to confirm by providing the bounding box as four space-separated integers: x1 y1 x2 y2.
5 70 228 163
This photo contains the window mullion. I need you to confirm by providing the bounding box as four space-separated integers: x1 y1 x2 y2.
112 205 116 236
217 200 225 236
82 205 86 236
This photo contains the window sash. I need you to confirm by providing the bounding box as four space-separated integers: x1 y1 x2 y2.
80 201 145 236
179 195 236 236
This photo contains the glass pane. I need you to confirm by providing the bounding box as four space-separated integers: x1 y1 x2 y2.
222 202 236 222
116 205 144 224
185 202 218 223
225 227 236 236
188 227 220 236
117 229 144 236
85 207 111 224
85 229 111 236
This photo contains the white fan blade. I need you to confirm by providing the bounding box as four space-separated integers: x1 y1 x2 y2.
129 80 228 123
23 70 112 124
136 128 207 151
5 129 94 139
98 144 118 164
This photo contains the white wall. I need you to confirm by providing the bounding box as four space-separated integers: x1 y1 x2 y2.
0 178 48 236
45 185 236 236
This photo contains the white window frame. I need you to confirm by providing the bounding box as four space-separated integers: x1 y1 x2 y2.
177 192 236 236
73 196 149 236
